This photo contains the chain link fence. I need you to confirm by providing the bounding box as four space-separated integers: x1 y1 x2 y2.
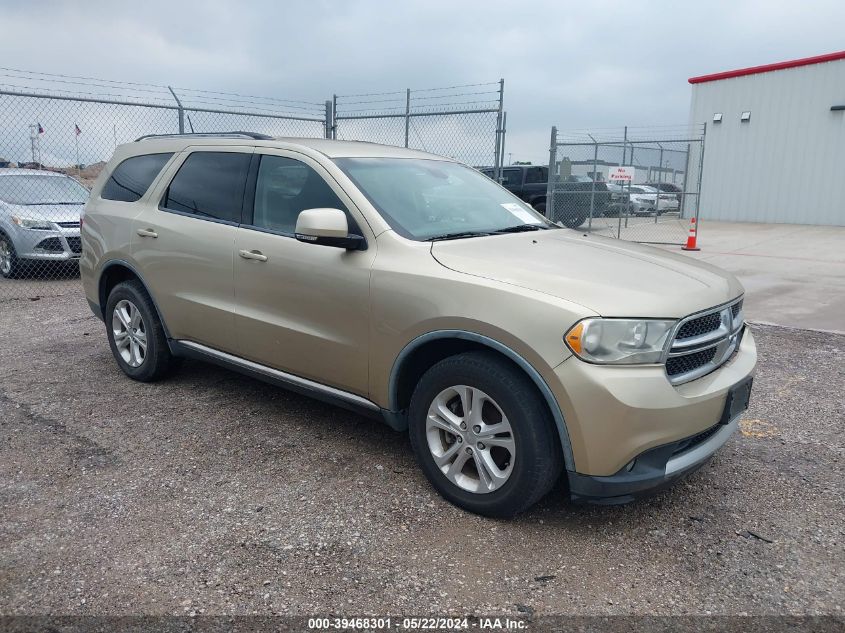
333 80 505 173
0 71 504 303
545 125 706 244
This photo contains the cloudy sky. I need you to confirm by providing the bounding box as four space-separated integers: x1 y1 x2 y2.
1 0 844 164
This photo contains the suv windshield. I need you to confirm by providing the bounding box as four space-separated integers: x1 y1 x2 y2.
334 158 552 241
0 174 89 205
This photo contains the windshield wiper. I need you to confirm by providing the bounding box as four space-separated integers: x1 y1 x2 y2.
491 224 549 234
425 231 491 242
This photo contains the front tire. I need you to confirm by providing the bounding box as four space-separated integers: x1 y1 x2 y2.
105 280 178 382
408 351 562 517
0 233 25 279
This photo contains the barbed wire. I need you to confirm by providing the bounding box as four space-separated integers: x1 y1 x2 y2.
0 66 326 117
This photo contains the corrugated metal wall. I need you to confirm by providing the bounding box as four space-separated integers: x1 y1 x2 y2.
689 59 845 226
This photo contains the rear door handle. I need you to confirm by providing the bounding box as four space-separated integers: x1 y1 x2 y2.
136 228 158 238
239 249 268 262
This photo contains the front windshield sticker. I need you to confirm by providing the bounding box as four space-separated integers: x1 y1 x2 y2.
501 203 542 225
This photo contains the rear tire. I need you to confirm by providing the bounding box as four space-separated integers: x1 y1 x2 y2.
408 351 562 517
105 280 178 382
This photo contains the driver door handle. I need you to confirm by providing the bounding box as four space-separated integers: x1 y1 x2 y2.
239 249 268 262
136 228 158 238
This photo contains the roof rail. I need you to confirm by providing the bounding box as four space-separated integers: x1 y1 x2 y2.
134 131 274 141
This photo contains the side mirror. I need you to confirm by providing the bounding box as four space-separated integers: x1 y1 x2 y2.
294 208 366 250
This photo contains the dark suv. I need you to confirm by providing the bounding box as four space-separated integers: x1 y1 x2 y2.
480 166 610 229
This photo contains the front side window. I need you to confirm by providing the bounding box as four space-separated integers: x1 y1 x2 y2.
251 155 350 234
335 158 551 241
0 174 89 205
101 153 173 202
525 167 547 184
162 152 250 223
501 169 522 187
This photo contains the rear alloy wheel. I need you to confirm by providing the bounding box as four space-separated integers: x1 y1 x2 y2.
0 234 23 279
112 299 148 368
409 351 562 517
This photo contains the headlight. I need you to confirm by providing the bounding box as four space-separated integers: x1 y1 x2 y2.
564 318 675 364
12 216 53 230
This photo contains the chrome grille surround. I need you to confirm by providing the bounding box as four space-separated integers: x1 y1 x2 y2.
664 297 745 385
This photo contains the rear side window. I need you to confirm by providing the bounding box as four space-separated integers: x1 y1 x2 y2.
101 153 173 202
162 152 251 223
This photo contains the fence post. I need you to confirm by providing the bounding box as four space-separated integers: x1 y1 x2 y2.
167 86 184 134
404 88 411 148
621 125 628 165
695 122 707 236
545 126 557 221
618 127 628 237
681 142 691 218
499 111 507 171
588 135 598 231
332 94 338 139
325 100 332 139
493 78 505 181
655 143 664 224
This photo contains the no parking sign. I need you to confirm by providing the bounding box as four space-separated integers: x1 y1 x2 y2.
608 166 635 182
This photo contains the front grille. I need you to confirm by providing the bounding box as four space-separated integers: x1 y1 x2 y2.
36 237 64 252
666 347 717 376
671 424 721 456
665 298 744 385
56 221 80 228
676 312 721 340
66 236 82 253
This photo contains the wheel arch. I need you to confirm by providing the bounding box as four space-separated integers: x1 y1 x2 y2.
98 260 171 339
528 195 546 209
389 330 575 471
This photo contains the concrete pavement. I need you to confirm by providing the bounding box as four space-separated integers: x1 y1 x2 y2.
663 221 845 333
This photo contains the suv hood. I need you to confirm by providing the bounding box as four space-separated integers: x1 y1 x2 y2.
431 230 743 318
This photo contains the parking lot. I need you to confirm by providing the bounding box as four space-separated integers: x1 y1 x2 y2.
1 282 843 617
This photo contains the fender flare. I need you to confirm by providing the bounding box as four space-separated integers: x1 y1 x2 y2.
389 330 575 471
98 259 172 340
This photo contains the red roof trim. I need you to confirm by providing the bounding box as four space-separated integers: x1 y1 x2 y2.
689 50 845 84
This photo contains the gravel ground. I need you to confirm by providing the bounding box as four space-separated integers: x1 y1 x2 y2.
0 294 843 617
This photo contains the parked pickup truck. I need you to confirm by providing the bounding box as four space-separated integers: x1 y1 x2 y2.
479 166 611 229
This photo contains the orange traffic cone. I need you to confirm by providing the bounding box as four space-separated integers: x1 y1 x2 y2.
682 217 700 251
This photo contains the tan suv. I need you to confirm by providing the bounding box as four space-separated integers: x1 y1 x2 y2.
80 133 756 517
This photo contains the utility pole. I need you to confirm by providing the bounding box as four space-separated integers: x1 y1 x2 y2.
28 124 41 166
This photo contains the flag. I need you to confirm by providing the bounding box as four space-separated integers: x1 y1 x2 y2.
37 123 44 134
74 124 81 136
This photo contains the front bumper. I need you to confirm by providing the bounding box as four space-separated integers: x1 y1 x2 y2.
567 415 739 504
548 328 756 486
14 227 81 261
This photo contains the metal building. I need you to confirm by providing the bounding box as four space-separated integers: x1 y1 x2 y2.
689 51 845 226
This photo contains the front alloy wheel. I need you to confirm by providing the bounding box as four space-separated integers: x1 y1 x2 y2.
111 299 147 367
0 235 21 278
426 385 515 494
